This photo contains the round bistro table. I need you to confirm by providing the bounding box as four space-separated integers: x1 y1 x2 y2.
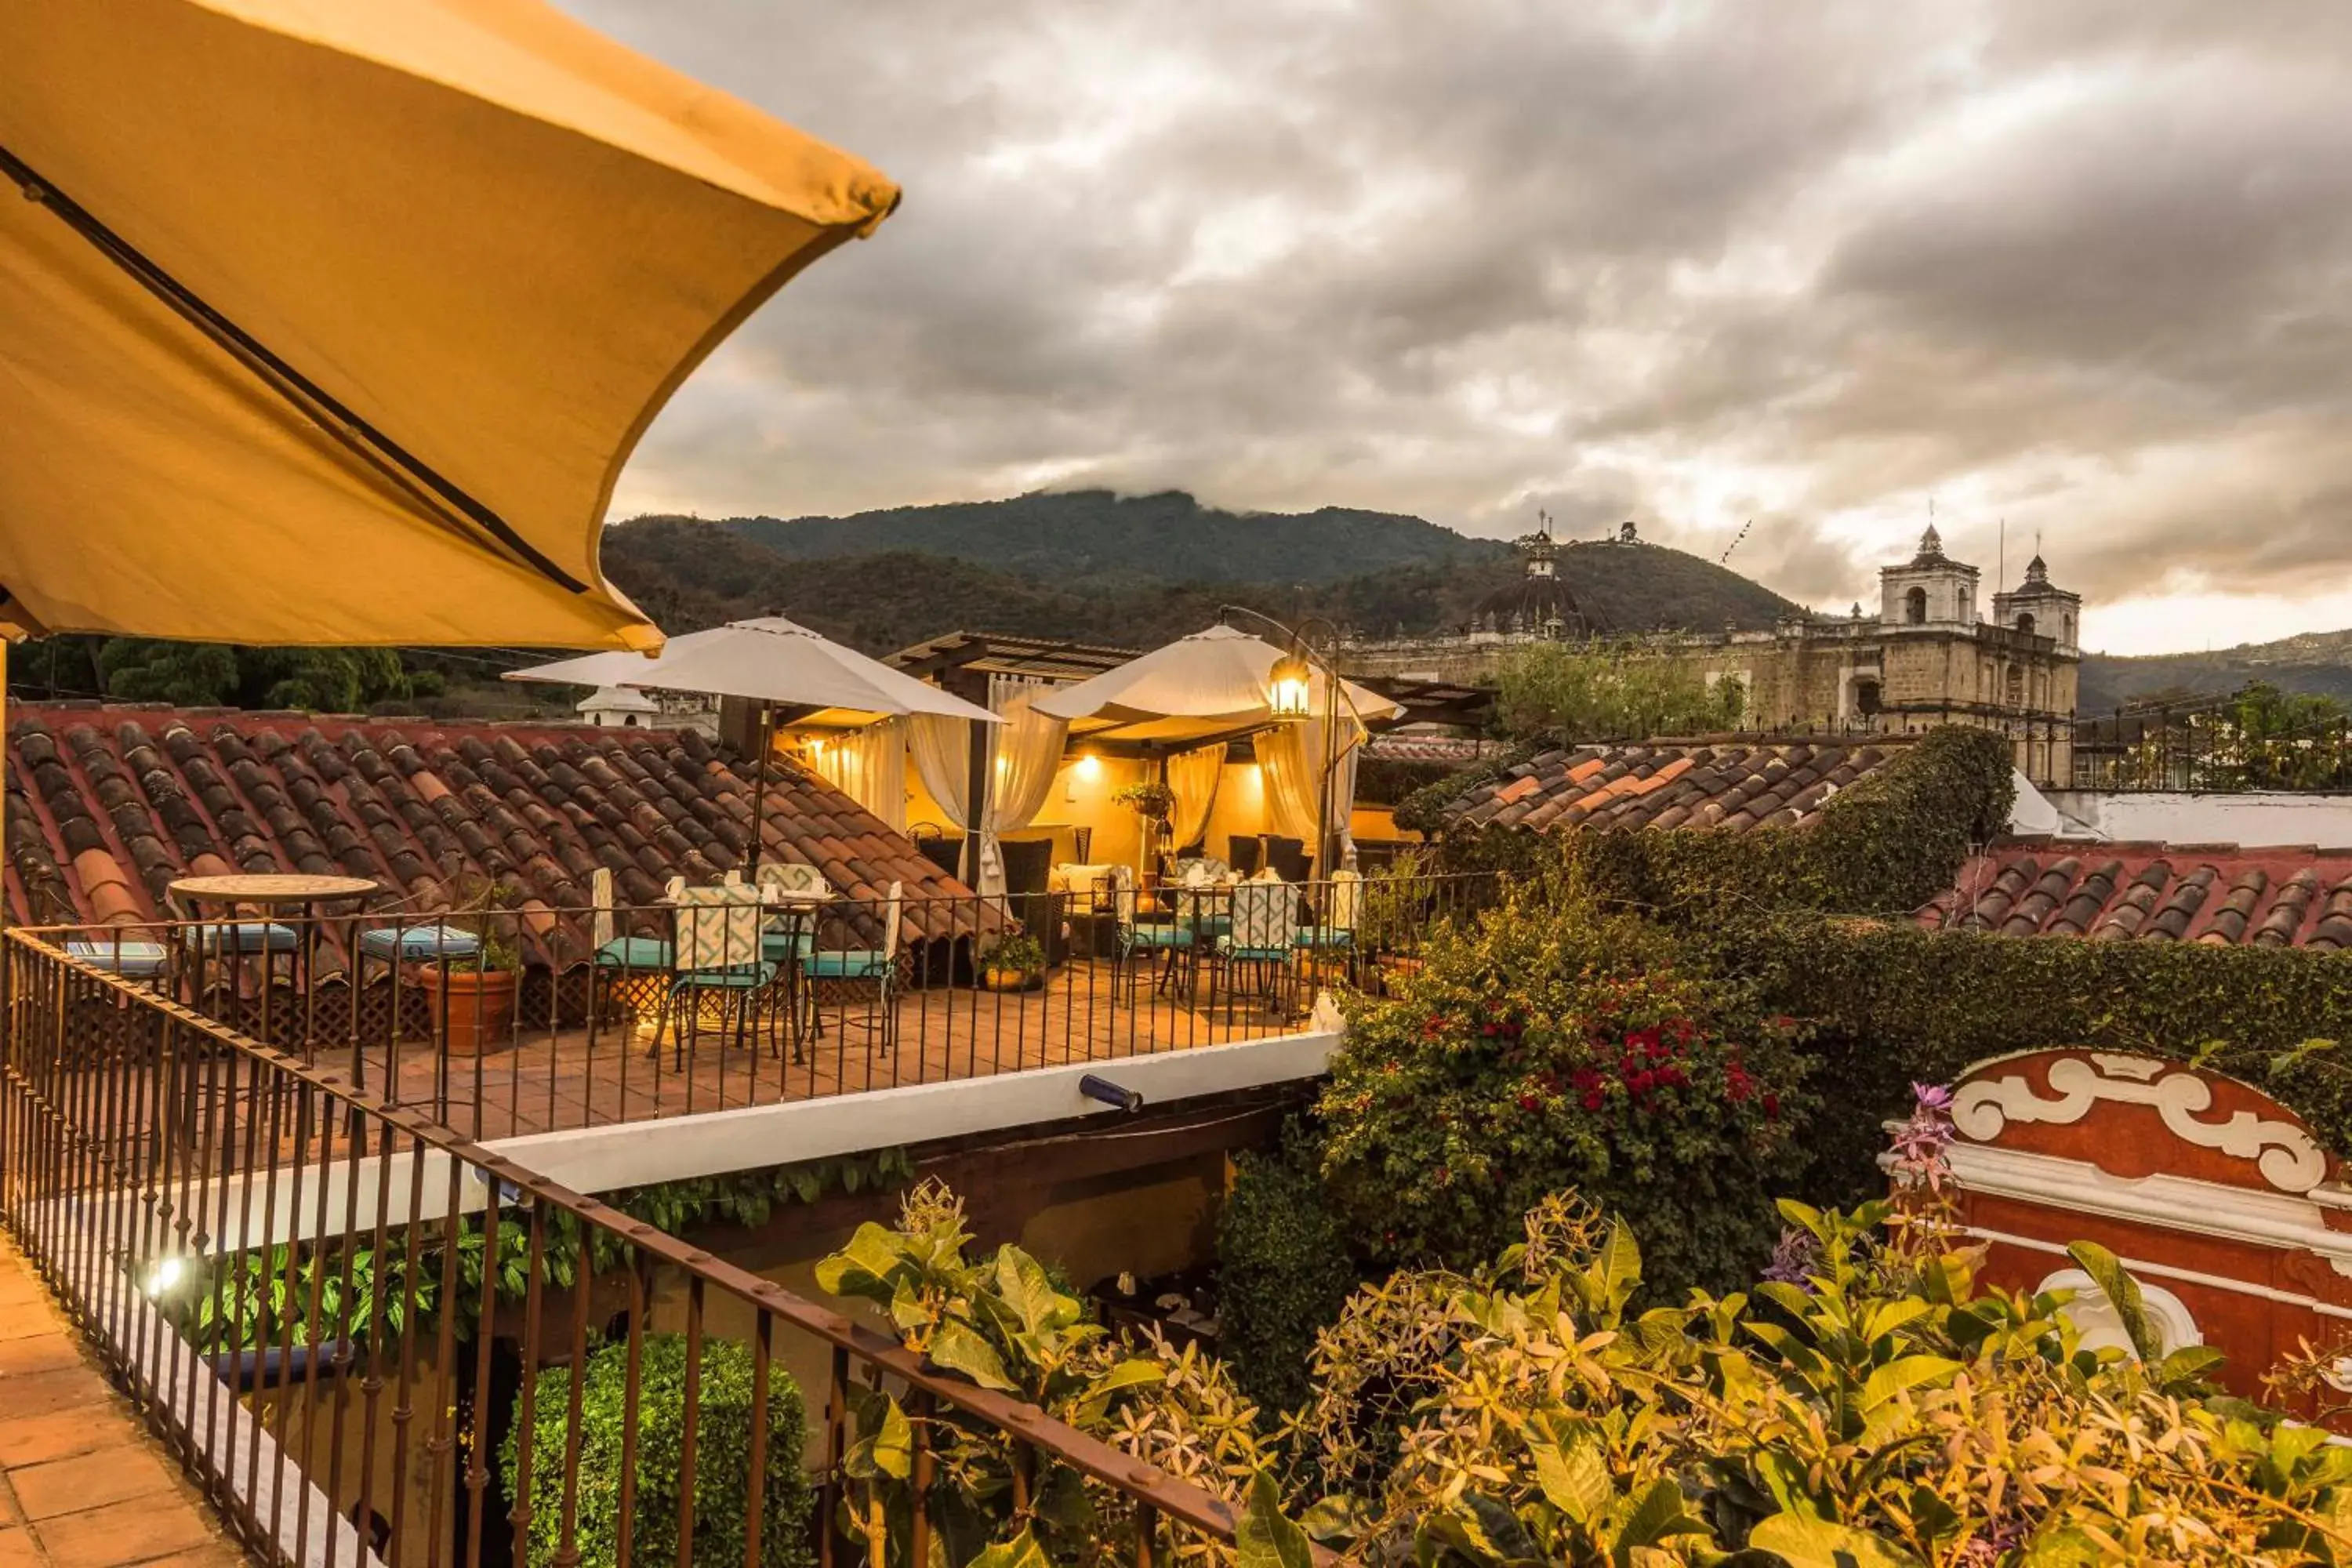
168 873 383 1062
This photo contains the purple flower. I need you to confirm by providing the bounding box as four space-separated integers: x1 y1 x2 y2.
1761 1226 1820 1290
1911 1082 1955 1113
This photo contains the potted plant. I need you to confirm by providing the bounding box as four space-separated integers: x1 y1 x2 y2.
978 932 1047 993
419 884 522 1055
1112 779 1176 878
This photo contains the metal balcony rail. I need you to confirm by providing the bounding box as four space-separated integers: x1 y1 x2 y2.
0 927 1338 1568
2071 701 2352 793
19 871 1501 1146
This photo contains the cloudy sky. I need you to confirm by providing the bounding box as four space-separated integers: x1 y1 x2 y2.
562 0 2352 656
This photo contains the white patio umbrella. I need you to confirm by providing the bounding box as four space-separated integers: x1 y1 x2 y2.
1031 624 1403 740
510 616 997 870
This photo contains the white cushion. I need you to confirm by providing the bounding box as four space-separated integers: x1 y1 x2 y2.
1050 862 1122 895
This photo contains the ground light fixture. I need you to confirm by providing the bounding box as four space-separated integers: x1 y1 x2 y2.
1079 1073 1145 1113
142 1253 190 1300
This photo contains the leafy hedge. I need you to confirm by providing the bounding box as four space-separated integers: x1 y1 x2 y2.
1719 913 2352 1203
501 1333 812 1568
1215 1127 1356 1414
1433 726 2016 918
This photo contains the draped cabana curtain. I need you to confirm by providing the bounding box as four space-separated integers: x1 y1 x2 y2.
909 694 1067 897
1252 715 1363 870
811 719 906 833
984 694 1067 894
1167 742 1225 855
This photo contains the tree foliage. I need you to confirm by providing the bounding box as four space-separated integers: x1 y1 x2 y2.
1216 1127 1359 1414
1493 641 1748 742
93 638 444 711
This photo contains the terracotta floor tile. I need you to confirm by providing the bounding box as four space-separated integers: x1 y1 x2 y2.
0 1367 111 1420
0 1305 66 1345
0 1336 83 1377
136 1548 251 1568
10 1443 177 1521
0 1407 137 1469
0 1526 42 1568
30 1496 219 1567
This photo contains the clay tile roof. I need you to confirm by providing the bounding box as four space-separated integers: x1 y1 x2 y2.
1918 841 2352 949
1443 739 1900 833
5 705 989 968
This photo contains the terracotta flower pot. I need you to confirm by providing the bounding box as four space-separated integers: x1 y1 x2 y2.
981 967 1044 993
419 965 517 1056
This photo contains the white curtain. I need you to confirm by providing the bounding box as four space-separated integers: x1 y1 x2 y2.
811 719 907 833
981 694 1068 895
1252 716 1363 869
910 713 973 836
1167 742 1225 855
908 697 1068 897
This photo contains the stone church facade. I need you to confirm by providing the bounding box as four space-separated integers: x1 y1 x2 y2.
1339 524 2082 787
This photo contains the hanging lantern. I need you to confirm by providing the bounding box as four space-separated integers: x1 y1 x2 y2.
1269 649 1314 720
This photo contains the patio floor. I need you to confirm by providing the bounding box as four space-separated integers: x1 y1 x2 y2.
369 953 1321 1142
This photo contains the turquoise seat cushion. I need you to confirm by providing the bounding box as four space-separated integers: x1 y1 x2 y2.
761 931 815 964
804 950 892 980
1294 925 1354 949
197 922 298 953
595 935 673 969
1123 923 1192 951
359 924 481 961
1224 945 1291 963
64 938 169 978
673 961 776 990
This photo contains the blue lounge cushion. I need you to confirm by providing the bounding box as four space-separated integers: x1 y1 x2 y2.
358 924 481 961
595 936 673 969
196 922 299 953
1294 925 1354 949
1223 944 1291 963
761 931 815 964
804 950 892 981
1123 923 1192 951
64 938 169 978
673 961 776 990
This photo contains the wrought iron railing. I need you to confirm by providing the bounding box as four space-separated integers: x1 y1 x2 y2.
20 873 1498 1144
2071 699 2352 793
0 927 1334 1568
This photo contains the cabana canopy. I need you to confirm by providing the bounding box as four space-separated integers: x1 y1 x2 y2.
510 616 1000 726
0 0 898 650
1030 625 1403 745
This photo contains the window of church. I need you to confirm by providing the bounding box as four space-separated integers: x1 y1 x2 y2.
1904 586 1927 624
2016 612 2035 637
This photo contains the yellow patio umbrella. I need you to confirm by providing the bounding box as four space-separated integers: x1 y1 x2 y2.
0 0 900 651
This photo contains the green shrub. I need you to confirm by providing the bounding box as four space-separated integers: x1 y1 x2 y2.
1316 877 1812 1294
500 1332 812 1568
1718 911 2352 1201
1215 1127 1357 1414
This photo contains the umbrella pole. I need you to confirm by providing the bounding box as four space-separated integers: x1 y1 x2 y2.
746 702 773 878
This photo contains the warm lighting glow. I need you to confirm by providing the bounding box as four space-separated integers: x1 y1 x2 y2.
1074 753 1104 782
143 1255 187 1299
806 736 828 757
1269 651 1313 720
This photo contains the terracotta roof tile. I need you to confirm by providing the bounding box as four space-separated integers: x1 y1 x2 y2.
1444 739 1899 833
1919 841 2352 949
5 705 989 965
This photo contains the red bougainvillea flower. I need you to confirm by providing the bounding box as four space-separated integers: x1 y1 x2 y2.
1517 1094 1541 1112
1764 1092 1782 1120
1581 1090 1605 1112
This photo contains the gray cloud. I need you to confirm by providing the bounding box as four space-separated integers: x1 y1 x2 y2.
559 0 2352 648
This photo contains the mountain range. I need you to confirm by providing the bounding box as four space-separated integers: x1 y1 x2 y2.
604 489 1800 655
2078 630 2352 713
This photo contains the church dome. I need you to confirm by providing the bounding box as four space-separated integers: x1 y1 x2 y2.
1475 517 1588 637
1473 572 1588 637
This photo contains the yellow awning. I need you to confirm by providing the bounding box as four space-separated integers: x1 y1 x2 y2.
0 0 900 649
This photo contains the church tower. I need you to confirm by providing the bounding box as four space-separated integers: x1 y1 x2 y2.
1993 554 2082 655
1878 524 1980 628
